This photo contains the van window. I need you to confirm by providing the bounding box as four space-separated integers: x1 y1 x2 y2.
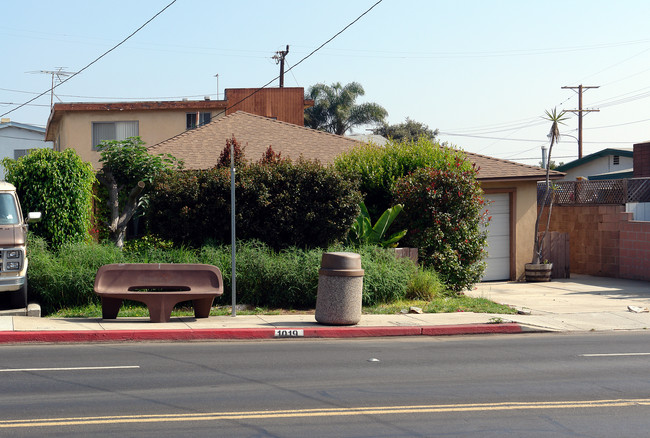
0 194 19 225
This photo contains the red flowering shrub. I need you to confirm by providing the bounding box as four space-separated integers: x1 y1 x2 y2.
392 160 489 291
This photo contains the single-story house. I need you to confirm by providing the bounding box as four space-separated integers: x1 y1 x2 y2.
556 148 633 180
149 111 564 282
0 119 53 180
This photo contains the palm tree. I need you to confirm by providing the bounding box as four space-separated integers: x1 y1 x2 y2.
304 82 388 135
532 107 569 264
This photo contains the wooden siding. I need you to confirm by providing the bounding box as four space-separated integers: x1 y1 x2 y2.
225 88 306 126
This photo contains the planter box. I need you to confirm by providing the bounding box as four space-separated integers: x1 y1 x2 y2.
525 263 553 282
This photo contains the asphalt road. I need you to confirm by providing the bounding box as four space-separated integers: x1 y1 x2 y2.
2 333 650 437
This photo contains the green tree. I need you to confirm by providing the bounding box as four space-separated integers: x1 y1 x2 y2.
2 148 95 247
304 82 387 135
96 137 179 248
373 117 439 142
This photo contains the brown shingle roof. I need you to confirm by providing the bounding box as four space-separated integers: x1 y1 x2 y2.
148 111 361 167
465 150 564 181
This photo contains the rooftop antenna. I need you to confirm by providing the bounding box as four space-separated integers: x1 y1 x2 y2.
272 45 289 88
27 68 77 108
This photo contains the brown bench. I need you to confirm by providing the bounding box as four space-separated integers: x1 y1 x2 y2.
94 263 223 323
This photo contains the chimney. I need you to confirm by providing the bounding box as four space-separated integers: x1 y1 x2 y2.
633 142 650 178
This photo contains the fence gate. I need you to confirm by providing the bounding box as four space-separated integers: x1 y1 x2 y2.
541 232 570 278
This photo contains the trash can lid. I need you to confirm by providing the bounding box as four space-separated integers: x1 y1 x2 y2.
320 252 362 270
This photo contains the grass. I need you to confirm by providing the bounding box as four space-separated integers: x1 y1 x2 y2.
48 295 516 318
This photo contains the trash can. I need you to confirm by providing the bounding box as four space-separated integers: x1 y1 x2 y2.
315 252 364 325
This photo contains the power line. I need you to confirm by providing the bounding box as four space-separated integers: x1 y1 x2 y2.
0 0 177 118
149 0 384 148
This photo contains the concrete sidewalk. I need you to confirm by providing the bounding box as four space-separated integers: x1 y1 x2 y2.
0 274 649 343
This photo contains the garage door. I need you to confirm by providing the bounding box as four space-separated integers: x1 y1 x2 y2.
482 193 510 281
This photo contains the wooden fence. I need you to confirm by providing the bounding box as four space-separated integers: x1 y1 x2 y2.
538 178 650 205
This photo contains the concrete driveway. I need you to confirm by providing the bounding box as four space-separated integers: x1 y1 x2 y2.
469 274 650 331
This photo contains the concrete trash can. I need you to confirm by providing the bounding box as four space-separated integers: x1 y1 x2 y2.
315 252 364 325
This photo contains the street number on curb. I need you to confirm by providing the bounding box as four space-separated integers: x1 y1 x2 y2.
274 329 304 338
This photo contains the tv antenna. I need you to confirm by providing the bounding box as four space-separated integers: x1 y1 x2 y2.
27 68 77 108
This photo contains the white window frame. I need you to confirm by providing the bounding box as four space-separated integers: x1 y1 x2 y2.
92 121 139 149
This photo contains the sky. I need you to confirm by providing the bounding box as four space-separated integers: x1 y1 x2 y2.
3 0 650 166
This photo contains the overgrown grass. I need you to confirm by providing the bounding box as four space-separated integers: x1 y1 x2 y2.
29 235 423 315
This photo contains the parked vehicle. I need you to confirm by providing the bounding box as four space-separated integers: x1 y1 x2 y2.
0 182 40 310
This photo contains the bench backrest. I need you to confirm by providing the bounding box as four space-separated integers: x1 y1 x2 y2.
94 263 223 294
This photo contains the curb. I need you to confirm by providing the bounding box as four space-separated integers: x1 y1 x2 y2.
0 323 527 344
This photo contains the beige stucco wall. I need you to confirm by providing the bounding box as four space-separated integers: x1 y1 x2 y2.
54 110 223 169
481 180 538 280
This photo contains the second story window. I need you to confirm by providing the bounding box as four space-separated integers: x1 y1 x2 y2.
186 112 211 130
92 121 139 149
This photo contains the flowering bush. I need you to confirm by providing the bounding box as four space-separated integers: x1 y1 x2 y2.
392 161 489 291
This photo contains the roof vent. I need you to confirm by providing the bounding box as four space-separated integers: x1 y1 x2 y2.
204 96 210 101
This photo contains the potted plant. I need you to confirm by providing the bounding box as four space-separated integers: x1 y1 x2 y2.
526 108 568 282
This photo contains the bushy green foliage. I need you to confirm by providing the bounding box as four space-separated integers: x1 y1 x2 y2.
406 268 446 300
373 117 439 142
148 158 362 249
348 202 406 248
2 148 95 246
27 238 419 314
392 164 489 291
334 137 472 218
96 136 180 247
27 234 125 314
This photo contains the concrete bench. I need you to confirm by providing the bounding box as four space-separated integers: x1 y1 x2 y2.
94 263 223 323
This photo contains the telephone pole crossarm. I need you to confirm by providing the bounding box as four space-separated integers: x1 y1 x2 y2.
561 84 600 159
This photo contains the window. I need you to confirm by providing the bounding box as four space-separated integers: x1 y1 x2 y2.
613 155 620 165
186 112 211 130
92 121 139 149
0 193 19 225
14 149 35 159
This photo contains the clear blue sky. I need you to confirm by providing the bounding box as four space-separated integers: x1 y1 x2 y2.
3 0 650 165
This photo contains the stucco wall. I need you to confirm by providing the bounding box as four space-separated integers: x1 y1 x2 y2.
56 110 224 169
482 180 537 280
0 126 52 180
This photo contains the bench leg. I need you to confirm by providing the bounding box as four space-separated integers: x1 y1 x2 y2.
101 297 122 319
193 297 215 319
146 297 176 323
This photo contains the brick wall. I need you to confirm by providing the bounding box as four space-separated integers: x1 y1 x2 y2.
539 204 650 280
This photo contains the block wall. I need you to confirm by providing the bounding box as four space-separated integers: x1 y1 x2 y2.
539 204 650 280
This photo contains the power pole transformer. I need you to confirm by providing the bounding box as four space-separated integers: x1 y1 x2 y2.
561 84 600 159
273 45 290 88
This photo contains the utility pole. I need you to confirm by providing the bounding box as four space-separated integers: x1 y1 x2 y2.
272 45 289 88
561 84 599 159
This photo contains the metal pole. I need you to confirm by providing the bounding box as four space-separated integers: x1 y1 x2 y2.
230 140 236 317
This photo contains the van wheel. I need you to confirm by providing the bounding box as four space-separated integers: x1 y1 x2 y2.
9 282 27 310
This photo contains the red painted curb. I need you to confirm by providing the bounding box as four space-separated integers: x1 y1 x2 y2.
0 324 523 344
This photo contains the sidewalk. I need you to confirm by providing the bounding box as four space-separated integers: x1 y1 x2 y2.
1 274 649 343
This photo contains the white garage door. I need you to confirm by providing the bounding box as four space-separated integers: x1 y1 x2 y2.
482 193 510 281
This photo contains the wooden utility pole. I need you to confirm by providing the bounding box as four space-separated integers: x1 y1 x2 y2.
561 84 599 159
273 45 289 87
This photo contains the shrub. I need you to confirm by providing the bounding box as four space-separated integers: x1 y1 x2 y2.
392 164 489 291
148 158 362 249
27 239 418 314
334 137 472 218
3 149 95 247
406 268 445 300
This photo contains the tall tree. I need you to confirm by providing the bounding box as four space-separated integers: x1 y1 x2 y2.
96 137 179 248
304 82 387 135
373 117 439 142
